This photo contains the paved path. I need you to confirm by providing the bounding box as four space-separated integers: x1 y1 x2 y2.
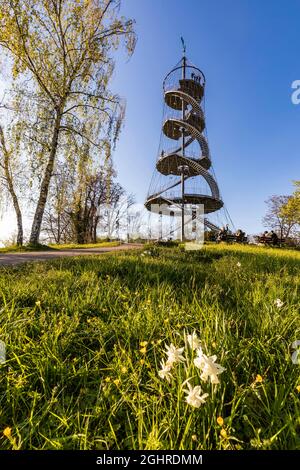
0 244 143 267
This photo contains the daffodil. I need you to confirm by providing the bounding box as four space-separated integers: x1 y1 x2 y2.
195 352 226 384
165 343 185 365
158 359 173 382
193 347 205 369
187 331 201 350
274 298 284 308
183 381 208 408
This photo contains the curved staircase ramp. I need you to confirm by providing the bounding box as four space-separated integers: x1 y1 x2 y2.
145 60 223 219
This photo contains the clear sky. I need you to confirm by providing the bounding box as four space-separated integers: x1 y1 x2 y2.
1 0 300 241
111 0 300 234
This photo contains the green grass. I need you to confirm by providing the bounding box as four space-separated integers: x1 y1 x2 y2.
0 241 120 253
49 241 121 250
0 244 300 450
0 243 55 253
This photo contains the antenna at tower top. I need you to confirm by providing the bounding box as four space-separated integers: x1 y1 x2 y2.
180 36 186 56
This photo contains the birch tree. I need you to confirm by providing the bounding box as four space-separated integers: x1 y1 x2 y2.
0 123 23 245
0 0 135 244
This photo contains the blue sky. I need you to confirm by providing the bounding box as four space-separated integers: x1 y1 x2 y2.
111 0 300 234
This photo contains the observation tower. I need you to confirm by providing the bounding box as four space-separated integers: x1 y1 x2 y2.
145 47 224 240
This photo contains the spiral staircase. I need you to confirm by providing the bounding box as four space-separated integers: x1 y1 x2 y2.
145 56 224 238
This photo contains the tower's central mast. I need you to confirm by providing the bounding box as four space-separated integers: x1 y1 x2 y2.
181 53 186 241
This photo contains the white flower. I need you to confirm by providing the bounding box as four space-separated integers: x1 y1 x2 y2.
199 354 226 384
165 343 185 365
193 347 205 369
141 253 145 257
183 380 209 408
236 262 241 268
194 348 225 384
187 331 201 350
158 359 173 382
274 298 284 308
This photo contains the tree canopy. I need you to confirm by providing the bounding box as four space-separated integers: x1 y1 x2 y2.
0 0 135 244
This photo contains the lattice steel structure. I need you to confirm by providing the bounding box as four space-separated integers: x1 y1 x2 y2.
145 54 224 240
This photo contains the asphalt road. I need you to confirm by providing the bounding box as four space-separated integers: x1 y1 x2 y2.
0 243 143 267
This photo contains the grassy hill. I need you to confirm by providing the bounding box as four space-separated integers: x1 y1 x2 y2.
0 244 299 449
